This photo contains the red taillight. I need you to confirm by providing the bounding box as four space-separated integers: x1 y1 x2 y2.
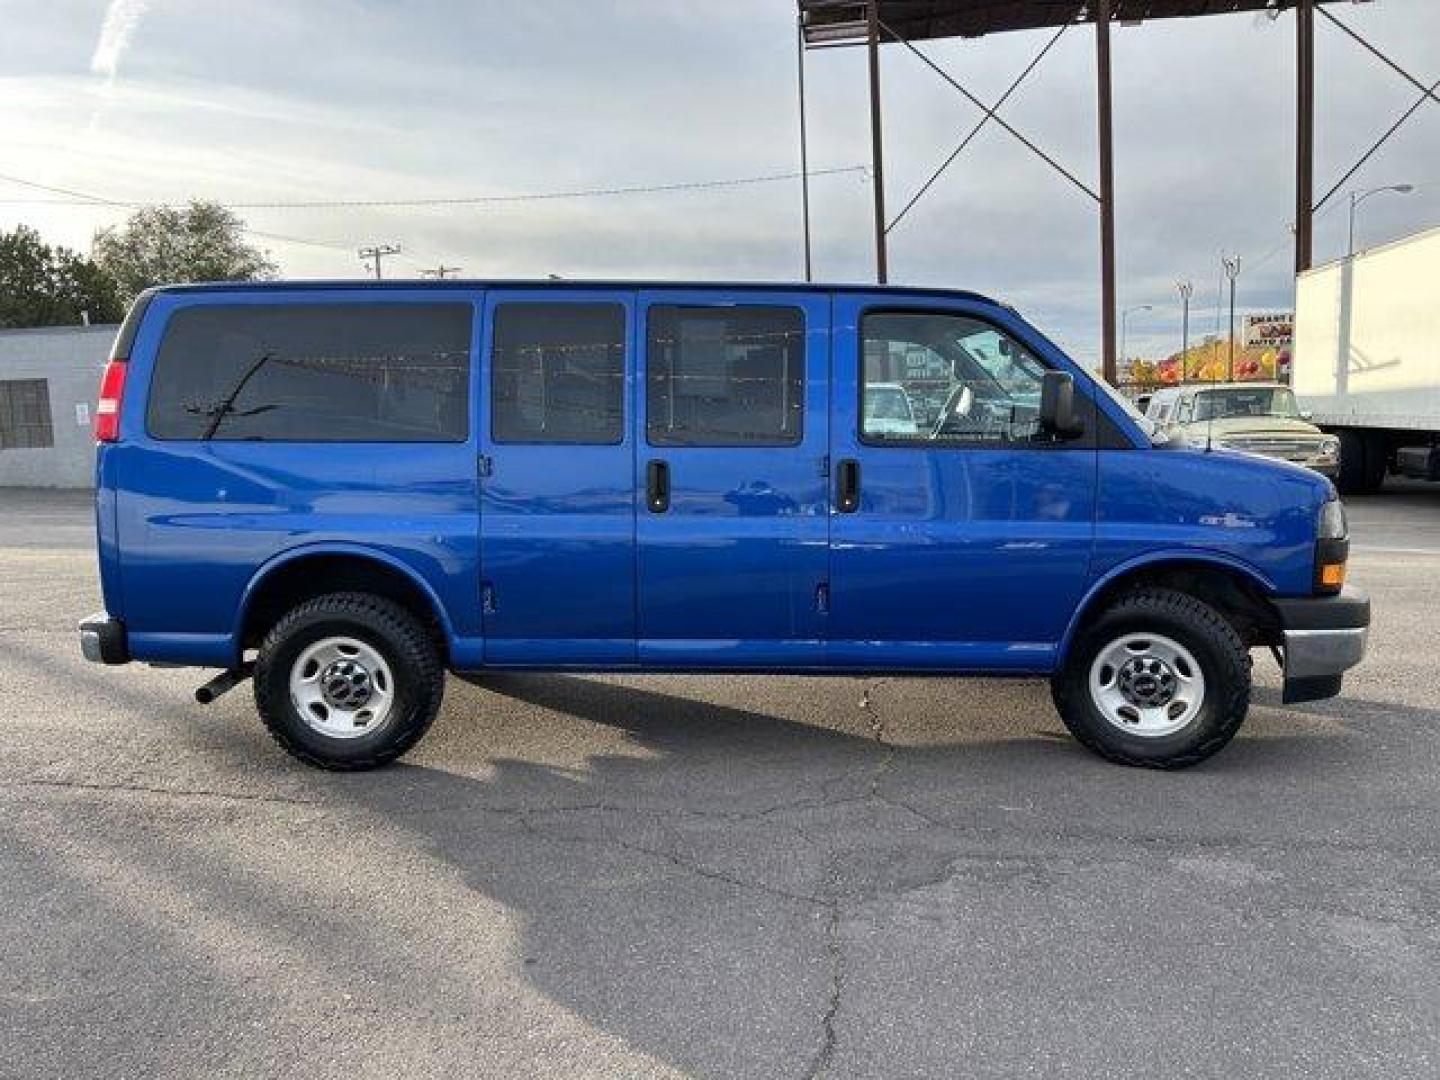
95 359 128 443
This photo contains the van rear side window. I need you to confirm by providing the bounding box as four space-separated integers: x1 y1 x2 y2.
146 303 472 442
491 303 626 444
646 305 804 447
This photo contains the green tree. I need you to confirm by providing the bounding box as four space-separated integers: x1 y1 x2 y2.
93 201 278 305
0 225 124 328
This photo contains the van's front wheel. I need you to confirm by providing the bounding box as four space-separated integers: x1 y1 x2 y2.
1051 589 1251 768
254 592 443 770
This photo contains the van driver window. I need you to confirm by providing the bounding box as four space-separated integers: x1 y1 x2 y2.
860 312 1050 444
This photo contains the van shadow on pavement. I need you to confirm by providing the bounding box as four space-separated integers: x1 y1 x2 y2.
8 629 1414 1078
314 671 1372 1077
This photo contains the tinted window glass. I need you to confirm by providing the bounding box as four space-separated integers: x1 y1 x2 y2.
646 305 804 446
147 303 472 442
491 303 625 444
861 312 1049 444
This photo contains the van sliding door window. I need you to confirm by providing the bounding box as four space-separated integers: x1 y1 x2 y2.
646 305 804 446
860 312 1050 445
490 303 625 444
146 303 472 442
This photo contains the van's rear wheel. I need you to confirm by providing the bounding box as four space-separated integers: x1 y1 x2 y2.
254 592 443 770
1051 588 1250 769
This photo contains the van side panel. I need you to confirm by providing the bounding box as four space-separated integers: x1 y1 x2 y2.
1095 446 1326 598
477 289 637 666
634 289 831 666
826 293 1099 671
112 289 483 668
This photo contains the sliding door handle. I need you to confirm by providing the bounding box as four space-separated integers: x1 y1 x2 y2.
646 459 671 513
836 458 860 513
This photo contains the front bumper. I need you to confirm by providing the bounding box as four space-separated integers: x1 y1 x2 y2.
1273 587 1370 704
79 613 130 665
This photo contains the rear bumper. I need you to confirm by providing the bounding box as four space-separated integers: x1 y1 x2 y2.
1273 588 1370 704
79 613 130 665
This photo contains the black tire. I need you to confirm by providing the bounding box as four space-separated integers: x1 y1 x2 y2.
1050 588 1251 769
1335 429 1374 495
254 592 444 770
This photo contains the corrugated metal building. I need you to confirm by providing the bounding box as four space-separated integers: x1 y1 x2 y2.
0 325 115 488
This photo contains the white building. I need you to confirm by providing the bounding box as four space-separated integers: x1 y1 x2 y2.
0 324 117 488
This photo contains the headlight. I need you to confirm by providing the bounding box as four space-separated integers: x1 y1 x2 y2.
1318 498 1347 540
1317 436 1340 460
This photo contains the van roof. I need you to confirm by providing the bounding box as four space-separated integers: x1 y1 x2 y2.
140 279 1006 306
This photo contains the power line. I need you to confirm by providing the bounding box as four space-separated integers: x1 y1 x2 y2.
0 165 868 211
0 170 355 254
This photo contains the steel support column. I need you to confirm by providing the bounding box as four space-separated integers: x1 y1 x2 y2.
1096 0 1117 383
866 1 888 284
797 15 813 281
1296 0 1315 273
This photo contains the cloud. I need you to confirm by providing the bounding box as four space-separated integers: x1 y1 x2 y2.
90 0 152 80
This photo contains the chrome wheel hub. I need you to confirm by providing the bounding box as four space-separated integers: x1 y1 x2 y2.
1088 632 1205 738
289 636 394 739
1116 656 1177 709
320 658 374 710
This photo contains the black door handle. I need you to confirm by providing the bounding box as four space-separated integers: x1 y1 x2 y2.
646 459 671 513
836 458 860 513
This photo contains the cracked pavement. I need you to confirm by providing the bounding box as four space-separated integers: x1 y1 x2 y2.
2 486 1440 1078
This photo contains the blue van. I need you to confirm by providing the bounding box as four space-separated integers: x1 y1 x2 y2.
80 282 1369 770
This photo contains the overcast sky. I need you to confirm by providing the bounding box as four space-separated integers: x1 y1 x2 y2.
2 0 1438 362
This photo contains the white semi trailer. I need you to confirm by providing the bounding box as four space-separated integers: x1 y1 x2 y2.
1293 224 1440 493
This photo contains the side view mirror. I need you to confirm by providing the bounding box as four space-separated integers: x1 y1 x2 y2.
1300 409 1314 421
1039 371 1085 438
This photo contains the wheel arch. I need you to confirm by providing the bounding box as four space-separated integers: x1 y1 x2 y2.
1059 552 1280 666
234 544 455 666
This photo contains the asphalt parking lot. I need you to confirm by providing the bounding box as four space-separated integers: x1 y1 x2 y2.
2 485 1438 1079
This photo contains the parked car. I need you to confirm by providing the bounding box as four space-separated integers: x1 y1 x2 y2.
861 381 919 436
82 282 1369 771
1145 381 1340 477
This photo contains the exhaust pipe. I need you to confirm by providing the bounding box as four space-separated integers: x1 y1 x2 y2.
195 663 253 705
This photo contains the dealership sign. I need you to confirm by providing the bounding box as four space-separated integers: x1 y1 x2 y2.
1243 312 1294 349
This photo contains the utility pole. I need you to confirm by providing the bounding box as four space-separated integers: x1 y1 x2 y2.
358 244 401 279
1096 0 1118 386
865 0 887 284
1176 279 1194 366
1222 254 1241 381
1295 0 1315 274
423 265 462 279
796 13 813 283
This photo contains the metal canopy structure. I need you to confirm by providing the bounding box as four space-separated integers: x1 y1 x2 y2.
802 1 1327 43
796 0 1375 382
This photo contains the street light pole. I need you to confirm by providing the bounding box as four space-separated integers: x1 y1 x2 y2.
1176 280 1194 368
1222 255 1241 381
1120 304 1153 375
1348 183 1415 256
